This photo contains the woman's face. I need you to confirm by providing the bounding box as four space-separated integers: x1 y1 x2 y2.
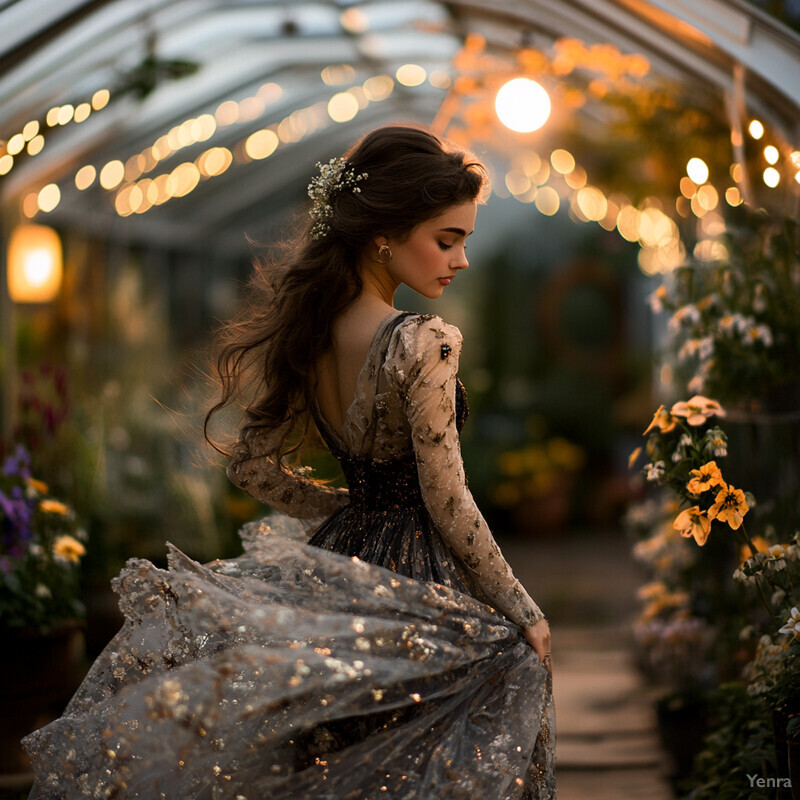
382 201 477 299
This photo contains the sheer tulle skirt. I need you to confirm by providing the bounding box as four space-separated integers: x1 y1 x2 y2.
23 516 555 799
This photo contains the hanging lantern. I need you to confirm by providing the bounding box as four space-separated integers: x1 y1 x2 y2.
7 224 63 303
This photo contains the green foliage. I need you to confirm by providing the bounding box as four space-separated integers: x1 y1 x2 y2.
650 209 800 404
684 682 776 800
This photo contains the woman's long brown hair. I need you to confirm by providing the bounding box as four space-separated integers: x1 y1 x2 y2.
205 124 486 464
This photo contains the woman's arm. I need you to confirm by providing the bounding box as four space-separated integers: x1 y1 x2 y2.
227 415 349 520
388 314 546 629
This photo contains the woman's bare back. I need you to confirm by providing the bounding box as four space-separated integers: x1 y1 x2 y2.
311 302 398 440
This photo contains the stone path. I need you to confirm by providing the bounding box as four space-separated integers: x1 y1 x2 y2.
501 529 675 799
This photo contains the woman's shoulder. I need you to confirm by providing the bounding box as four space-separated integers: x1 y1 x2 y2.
387 312 463 372
394 311 463 342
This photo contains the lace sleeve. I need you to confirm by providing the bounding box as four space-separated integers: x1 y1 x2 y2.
388 315 545 628
226 415 350 520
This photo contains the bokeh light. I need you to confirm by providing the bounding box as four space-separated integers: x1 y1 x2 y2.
99 160 125 189
396 64 426 87
328 92 359 123
244 130 279 160
75 165 96 190
686 158 709 184
534 185 559 215
37 184 61 213
748 119 764 139
763 167 780 187
495 78 551 133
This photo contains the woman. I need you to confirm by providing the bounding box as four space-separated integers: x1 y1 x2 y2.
23 125 555 799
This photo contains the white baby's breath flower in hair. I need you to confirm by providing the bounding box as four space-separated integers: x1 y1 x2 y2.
307 157 368 240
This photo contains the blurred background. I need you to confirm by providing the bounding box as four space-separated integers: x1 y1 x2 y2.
1 1 800 797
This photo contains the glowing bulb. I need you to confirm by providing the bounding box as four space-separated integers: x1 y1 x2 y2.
686 158 709 184
37 184 61 213
99 160 125 189
363 75 394 101
247 131 280 163
396 64 426 87
91 89 110 111
764 145 779 165
328 92 359 123
495 78 551 133
748 120 764 139
550 149 575 174
763 167 780 188
7 134 25 155
75 165 96 190
535 185 559 215
74 102 91 123
27 135 45 156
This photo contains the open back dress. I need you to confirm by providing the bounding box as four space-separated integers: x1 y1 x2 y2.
23 311 556 800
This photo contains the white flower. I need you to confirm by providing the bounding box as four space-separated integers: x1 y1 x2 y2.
671 434 692 463
644 461 665 482
35 583 52 599
771 588 787 606
668 304 701 332
647 286 668 313
307 157 368 240
743 324 773 347
697 336 714 360
779 607 800 638
703 427 728 458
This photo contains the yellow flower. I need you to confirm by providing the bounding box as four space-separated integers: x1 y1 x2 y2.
673 506 712 545
708 484 749 530
27 478 49 495
643 405 677 435
670 395 726 426
40 499 70 515
53 535 86 564
686 461 725 495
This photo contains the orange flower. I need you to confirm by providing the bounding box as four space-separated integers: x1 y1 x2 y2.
53 534 86 564
673 506 712 545
708 484 749 530
670 396 726 426
26 477 49 495
40 499 69 515
628 447 642 469
686 461 725 495
643 405 677 435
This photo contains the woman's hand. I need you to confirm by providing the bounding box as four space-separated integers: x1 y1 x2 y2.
523 618 552 675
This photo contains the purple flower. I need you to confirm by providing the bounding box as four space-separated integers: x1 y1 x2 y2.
2 444 31 478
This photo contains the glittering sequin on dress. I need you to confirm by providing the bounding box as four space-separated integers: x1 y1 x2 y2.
22 311 556 800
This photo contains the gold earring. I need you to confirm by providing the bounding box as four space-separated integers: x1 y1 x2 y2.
377 244 392 264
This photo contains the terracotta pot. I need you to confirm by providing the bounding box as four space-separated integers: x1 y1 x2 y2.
0 621 85 775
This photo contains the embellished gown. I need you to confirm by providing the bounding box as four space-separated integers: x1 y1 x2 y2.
23 311 556 799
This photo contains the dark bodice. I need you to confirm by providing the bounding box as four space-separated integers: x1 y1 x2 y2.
315 378 469 511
